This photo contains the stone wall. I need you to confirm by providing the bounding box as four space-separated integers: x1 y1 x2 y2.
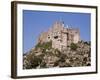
38 21 80 51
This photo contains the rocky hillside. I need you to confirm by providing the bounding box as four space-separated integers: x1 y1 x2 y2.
23 41 91 69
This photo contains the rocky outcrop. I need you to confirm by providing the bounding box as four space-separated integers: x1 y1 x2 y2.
23 41 91 69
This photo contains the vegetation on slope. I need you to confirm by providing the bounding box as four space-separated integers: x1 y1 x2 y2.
23 41 91 69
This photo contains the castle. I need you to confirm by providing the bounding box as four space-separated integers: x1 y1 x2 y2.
38 21 80 51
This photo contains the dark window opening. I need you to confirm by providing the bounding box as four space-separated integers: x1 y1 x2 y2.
48 37 50 39
54 36 58 39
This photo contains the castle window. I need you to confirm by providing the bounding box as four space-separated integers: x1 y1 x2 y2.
48 35 50 39
48 37 50 39
54 36 58 39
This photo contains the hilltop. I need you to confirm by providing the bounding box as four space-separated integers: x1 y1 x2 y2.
23 40 91 69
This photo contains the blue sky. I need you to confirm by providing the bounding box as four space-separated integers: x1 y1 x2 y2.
23 10 91 53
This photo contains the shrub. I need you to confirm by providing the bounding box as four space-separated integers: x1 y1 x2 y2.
40 62 46 68
25 53 43 69
58 54 66 62
43 41 52 49
84 41 91 45
55 49 61 56
30 56 42 68
70 43 78 51
35 41 52 50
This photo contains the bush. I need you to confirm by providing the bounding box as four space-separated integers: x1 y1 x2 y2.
35 41 52 50
25 53 44 69
58 54 66 62
84 41 91 45
55 49 61 56
30 56 42 68
43 41 52 49
40 62 46 68
70 43 78 51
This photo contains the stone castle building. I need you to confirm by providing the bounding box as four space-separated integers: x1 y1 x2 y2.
38 21 80 51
